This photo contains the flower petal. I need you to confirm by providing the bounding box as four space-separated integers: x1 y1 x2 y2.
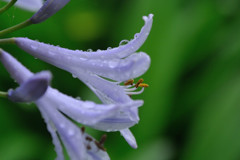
3 0 43 12
39 106 65 160
0 49 33 84
15 14 153 58
30 0 70 24
38 100 110 160
37 100 86 160
42 87 124 126
120 128 138 149
8 71 51 102
89 100 143 131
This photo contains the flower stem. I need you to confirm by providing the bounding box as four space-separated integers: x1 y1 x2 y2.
0 91 8 98
0 19 32 37
0 0 17 14
0 38 15 45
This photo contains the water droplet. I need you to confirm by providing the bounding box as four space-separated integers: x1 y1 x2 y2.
68 129 75 136
76 96 81 100
31 45 37 50
119 40 129 46
48 51 55 56
134 33 140 38
87 49 93 52
109 60 118 68
107 47 112 50
72 74 77 78
97 49 101 52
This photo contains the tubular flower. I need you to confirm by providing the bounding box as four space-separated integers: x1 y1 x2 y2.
12 14 153 148
0 49 131 159
8 71 51 102
2 0 44 12
30 0 70 24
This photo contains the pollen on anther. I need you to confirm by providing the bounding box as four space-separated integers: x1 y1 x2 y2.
138 83 149 88
135 78 144 88
124 79 134 86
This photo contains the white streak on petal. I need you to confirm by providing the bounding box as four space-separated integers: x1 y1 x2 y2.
120 128 138 149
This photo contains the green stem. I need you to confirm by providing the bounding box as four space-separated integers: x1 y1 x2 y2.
0 0 17 14
0 38 15 45
0 19 32 37
0 91 8 98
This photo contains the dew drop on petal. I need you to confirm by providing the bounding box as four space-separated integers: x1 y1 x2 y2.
75 96 81 100
119 40 129 46
87 49 93 52
109 60 119 68
72 74 77 78
31 45 38 50
134 33 140 39
107 47 112 50
68 129 75 136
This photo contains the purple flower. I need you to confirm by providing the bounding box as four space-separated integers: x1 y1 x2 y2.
0 49 122 159
30 0 70 24
8 71 51 102
2 0 44 12
12 14 153 148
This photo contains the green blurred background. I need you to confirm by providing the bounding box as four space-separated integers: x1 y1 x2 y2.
1 0 240 159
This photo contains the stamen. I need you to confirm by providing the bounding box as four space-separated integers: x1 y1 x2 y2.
124 87 138 92
86 136 93 141
138 83 149 88
87 145 91 150
94 134 107 151
126 87 144 95
99 134 107 145
135 78 144 88
81 126 85 133
124 79 134 86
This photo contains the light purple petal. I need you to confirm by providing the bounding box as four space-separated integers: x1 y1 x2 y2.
120 128 138 149
30 0 70 24
8 71 51 102
39 105 64 160
38 100 110 160
37 100 86 160
3 0 43 12
0 49 33 84
41 87 125 126
15 14 153 59
89 100 143 131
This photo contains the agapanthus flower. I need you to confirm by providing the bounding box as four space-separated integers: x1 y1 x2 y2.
2 0 43 12
8 71 51 102
30 0 70 24
9 14 153 148
0 49 135 159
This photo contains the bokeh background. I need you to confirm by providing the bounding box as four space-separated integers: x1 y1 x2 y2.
1 0 240 159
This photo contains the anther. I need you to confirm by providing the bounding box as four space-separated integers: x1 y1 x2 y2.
94 141 106 151
87 145 91 150
99 134 107 145
124 79 134 86
138 83 149 88
86 136 93 141
94 134 107 151
81 126 85 133
135 78 144 88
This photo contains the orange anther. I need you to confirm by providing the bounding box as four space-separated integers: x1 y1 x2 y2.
135 78 144 88
124 79 134 86
138 83 149 88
